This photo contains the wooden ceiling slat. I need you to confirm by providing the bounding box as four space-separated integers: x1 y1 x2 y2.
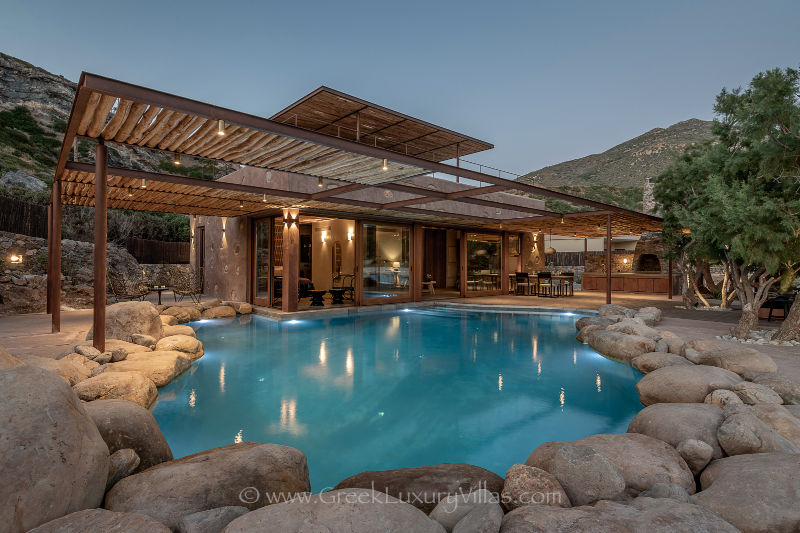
163 116 206 151
86 95 117 138
101 99 132 140
175 119 217 152
139 109 176 147
146 111 187 148
76 92 102 136
128 106 162 144
112 102 149 142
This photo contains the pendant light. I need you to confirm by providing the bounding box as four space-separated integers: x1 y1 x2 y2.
544 233 556 255
382 158 389 171
173 152 181 166
217 120 226 136
140 178 147 189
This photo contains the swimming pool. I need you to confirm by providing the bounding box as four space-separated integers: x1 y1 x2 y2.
152 307 642 490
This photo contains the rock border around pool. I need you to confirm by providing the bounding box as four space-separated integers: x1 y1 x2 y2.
3 302 800 532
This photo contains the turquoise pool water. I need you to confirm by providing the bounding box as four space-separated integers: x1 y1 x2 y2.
152 308 642 490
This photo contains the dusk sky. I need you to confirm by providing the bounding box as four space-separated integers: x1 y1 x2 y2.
1 0 798 174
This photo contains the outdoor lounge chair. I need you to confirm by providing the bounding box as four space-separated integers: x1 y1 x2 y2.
173 267 203 304
515 272 532 295
107 270 149 302
536 272 559 297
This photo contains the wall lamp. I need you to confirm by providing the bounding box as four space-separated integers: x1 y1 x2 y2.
284 213 299 227
9 254 22 264
347 229 354 241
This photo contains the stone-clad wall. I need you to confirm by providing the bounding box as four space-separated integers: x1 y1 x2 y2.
192 215 249 302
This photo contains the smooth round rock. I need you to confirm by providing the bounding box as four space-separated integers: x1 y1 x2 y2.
223 488 445 533
636 365 741 405
587 330 656 363
631 352 693 373
28 508 170 533
501 464 570 510
73 371 158 408
627 403 724 459
84 399 173 472
0 366 109 532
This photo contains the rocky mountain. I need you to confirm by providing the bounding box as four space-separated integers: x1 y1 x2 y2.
518 119 713 211
0 52 233 183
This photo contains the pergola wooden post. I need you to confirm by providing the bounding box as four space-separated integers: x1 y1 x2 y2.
281 208 299 313
93 142 107 352
501 232 510 294
51 179 62 332
606 213 612 304
667 258 673 299
46 203 53 315
459 231 467 297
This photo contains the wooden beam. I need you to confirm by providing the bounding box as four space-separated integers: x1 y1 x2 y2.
94 143 107 351
281 208 299 312
52 180 62 333
46 203 53 315
55 79 92 182
606 213 612 305
310 183 366 199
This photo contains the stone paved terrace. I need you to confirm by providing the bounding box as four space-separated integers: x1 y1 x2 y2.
2 291 798 382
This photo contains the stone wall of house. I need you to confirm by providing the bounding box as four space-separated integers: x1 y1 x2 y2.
191 214 249 302
632 232 668 273
0 230 141 313
584 252 635 273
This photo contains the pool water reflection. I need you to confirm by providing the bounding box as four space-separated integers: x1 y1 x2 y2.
152 308 642 490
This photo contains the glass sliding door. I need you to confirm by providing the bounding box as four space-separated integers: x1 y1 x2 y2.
253 218 270 307
466 233 502 293
361 222 411 302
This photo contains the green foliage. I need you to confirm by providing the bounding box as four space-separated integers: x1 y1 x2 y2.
0 106 60 171
654 66 800 274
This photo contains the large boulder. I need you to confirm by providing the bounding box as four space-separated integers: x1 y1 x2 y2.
0 366 109 533
576 324 603 344
598 304 636 318
750 373 800 404
734 381 784 404
155 334 204 360
586 330 656 363
627 403 725 459
501 464 570 510
429 488 498 532
334 463 504 514
224 488 444 533
84 399 173 472
575 316 616 331
105 443 310 530
685 345 778 376
201 305 237 319
99 350 192 387
544 445 625 506
16 353 91 386
569 433 694 495
453 502 503 533
637 306 663 322
163 324 197 338
631 352 693 373
606 318 660 339
753 403 800 447
162 306 192 323
107 448 140 490
222 300 253 314
87 301 163 343
500 497 738 533
176 506 249 533
27 509 170 533
694 453 800 533
675 439 714 475
160 314 178 326
635 365 741 405
72 371 158 408
716 405 798 455
705 388 744 408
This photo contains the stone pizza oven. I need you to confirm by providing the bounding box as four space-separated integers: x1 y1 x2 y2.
633 232 667 273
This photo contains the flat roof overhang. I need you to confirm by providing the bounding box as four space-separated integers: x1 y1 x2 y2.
54 72 662 237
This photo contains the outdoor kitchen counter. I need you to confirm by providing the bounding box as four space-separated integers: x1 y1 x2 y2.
581 272 672 294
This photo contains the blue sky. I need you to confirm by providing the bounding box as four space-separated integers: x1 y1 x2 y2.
1 0 798 173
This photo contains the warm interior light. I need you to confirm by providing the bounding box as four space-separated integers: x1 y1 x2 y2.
318 177 324 188
262 193 267 203
173 152 181 166
623 258 629 264
140 178 147 189
127 187 133 197
321 230 327 243
217 119 226 136
347 229 354 241
560 215 565 224
382 158 389 171
9 254 22 264
239 200 244 208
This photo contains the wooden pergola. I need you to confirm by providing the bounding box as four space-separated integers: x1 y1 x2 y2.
49 73 662 351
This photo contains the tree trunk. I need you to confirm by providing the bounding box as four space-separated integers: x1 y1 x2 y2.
732 307 760 338
775 297 800 341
